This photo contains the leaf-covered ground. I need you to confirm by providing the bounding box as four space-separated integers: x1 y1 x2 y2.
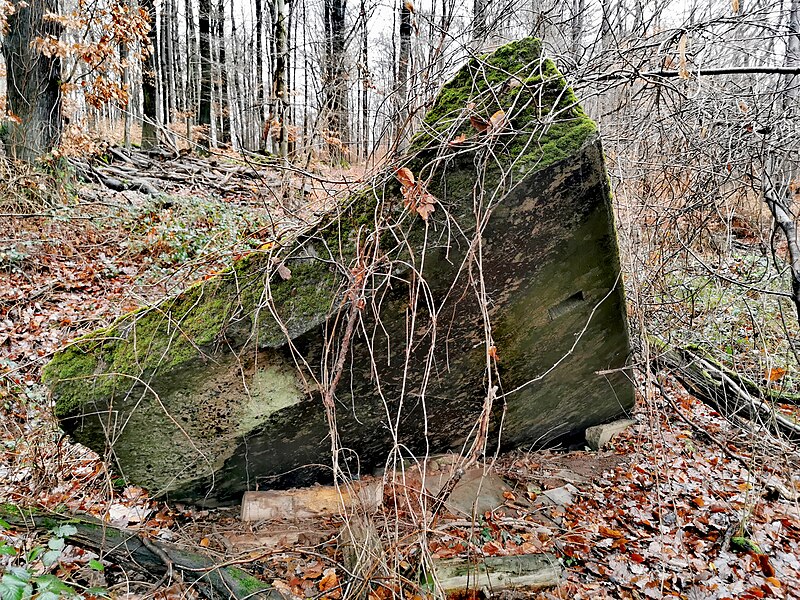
1 161 799 599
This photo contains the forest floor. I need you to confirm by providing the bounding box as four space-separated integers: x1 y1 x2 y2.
1 150 799 599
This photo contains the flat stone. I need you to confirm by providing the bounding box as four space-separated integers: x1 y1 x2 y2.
425 468 513 517
585 419 637 450
541 483 579 507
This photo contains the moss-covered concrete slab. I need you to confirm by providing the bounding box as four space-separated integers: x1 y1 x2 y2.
43 38 633 504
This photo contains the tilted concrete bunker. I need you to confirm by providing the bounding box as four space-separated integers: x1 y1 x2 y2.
44 39 633 504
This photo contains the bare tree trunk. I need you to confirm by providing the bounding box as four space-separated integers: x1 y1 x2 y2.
157 3 166 127
396 0 411 153
255 0 265 128
141 0 159 149
302 0 310 149
198 0 212 147
761 0 800 328
762 168 800 327
472 0 487 49
216 0 230 144
121 23 131 149
229 0 243 150
361 0 369 160
165 0 178 137
324 0 348 162
600 0 614 52
185 0 196 144
2 0 63 162
274 0 289 158
571 0 585 59
785 0 800 100
289 0 298 153
158 0 176 147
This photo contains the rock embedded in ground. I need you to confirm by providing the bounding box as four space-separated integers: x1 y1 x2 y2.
585 419 637 450
43 38 633 505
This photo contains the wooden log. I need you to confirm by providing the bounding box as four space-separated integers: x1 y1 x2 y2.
0 506 284 600
241 481 382 522
652 342 800 441
432 553 563 593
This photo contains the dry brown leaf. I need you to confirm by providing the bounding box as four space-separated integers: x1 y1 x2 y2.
448 133 467 146
395 167 415 188
319 568 339 592
415 193 436 221
470 115 488 133
598 525 625 539
758 554 776 578
488 109 507 134
678 33 689 79
302 561 324 579
276 263 292 281
767 367 787 382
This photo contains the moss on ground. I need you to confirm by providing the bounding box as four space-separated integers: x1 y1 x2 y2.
224 567 271 595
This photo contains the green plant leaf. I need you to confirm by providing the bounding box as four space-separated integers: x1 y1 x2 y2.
50 525 76 538
47 538 64 551
0 542 16 557
0 569 33 600
25 547 43 563
88 559 104 571
6 569 29 583
33 574 75 595
41 550 61 567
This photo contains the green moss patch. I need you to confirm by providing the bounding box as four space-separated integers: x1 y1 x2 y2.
410 38 596 179
43 246 338 418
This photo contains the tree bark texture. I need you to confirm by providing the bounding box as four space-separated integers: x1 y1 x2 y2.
1 0 63 162
198 0 213 146
274 0 289 158
215 0 229 144
396 1 412 152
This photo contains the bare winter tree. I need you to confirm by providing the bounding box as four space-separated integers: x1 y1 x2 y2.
198 0 213 147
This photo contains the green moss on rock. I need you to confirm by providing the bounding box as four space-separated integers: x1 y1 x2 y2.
44 247 338 420
410 37 596 180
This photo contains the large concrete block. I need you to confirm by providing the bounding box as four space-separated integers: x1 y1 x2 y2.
44 38 633 504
